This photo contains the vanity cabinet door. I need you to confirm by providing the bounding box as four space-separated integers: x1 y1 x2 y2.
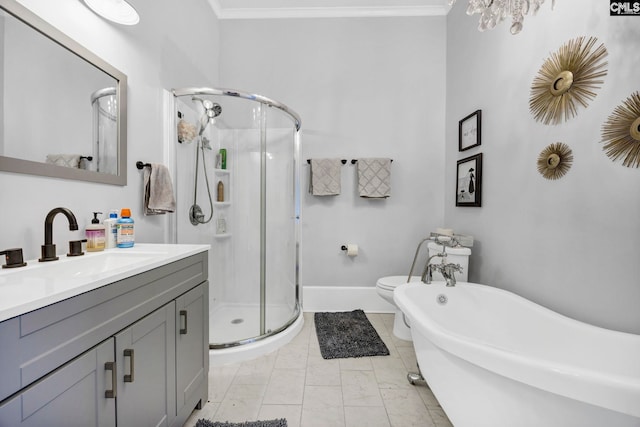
0 338 116 427
175 282 208 424
115 302 176 427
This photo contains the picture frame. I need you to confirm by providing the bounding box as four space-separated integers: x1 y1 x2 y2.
456 153 482 207
458 109 482 152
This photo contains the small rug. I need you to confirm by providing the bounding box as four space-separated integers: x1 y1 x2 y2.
195 419 287 427
314 309 390 359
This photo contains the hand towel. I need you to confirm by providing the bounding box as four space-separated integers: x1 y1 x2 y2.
358 158 391 198
45 154 81 168
144 163 176 215
309 158 342 196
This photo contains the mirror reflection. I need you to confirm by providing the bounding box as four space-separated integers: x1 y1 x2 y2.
0 0 127 185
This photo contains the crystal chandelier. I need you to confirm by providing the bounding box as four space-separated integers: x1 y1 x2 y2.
448 0 556 35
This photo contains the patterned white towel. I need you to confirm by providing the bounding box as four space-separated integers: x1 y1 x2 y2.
309 158 342 196
358 158 391 198
45 154 81 168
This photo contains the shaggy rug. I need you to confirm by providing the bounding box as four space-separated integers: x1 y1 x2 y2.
314 309 390 359
195 419 287 427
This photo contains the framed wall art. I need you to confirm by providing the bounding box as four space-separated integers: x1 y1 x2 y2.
459 109 481 151
456 153 482 207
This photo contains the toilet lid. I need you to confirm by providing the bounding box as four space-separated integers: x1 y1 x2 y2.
376 275 413 291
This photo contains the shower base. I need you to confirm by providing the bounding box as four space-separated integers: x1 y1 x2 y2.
209 303 303 366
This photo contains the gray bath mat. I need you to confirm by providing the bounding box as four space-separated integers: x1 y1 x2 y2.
314 309 390 359
195 419 287 427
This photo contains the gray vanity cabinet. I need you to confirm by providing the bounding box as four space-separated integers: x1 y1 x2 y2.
0 251 209 427
0 338 116 427
175 284 208 425
116 302 176 427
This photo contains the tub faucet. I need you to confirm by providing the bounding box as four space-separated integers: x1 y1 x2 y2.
421 249 447 284
439 263 463 287
39 207 79 262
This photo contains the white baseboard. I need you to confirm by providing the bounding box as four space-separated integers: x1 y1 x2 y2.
302 286 395 313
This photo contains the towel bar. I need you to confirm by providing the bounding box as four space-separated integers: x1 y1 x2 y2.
136 161 151 170
350 159 393 164
306 159 347 165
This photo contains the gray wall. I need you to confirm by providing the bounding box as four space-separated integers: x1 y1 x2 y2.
445 2 640 333
219 17 448 288
1 0 220 260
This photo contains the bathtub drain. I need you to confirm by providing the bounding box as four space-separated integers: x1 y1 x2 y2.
437 294 448 305
231 318 244 324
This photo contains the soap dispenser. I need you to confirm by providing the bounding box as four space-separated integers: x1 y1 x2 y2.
86 212 105 252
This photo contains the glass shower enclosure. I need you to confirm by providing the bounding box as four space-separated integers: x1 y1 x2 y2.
172 87 301 349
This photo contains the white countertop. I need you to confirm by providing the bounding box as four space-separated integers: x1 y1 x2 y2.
0 243 209 322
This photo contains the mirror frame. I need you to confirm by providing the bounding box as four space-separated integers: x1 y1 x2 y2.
0 0 127 185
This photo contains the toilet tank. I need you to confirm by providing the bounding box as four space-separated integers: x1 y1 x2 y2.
427 242 471 282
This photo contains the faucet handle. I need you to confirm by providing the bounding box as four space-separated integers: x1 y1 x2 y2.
1 248 27 268
447 263 463 272
68 240 87 257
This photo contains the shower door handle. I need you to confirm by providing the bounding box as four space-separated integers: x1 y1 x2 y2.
180 310 188 334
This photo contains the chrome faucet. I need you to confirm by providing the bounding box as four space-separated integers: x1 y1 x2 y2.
39 207 79 262
421 249 447 284
439 263 463 287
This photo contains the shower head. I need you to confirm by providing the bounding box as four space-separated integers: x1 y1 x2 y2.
192 96 222 118
193 96 222 136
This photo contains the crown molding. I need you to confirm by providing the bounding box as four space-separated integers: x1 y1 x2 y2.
207 0 449 19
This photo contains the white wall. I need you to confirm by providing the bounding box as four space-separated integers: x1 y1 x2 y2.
219 17 448 288
0 0 219 261
445 2 640 333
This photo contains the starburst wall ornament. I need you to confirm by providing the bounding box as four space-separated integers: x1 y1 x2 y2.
601 91 640 168
530 36 608 125
537 142 573 180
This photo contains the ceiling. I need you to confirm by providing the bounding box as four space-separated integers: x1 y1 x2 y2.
207 0 451 19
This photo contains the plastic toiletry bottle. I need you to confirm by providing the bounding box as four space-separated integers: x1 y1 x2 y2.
86 212 105 252
217 181 224 202
219 148 227 169
103 210 119 249
116 208 135 248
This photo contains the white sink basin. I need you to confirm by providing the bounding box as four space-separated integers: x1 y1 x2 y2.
0 243 209 322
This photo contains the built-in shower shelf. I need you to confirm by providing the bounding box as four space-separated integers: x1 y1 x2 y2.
214 202 231 207
214 233 232 239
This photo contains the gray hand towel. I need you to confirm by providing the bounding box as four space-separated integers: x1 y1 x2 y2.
358 158 391 198
309 158 342 196
144 163 176 215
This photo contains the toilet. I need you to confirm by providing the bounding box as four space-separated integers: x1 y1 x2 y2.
376 242 471 341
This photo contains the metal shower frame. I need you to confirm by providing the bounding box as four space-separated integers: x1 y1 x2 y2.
172 86 302 349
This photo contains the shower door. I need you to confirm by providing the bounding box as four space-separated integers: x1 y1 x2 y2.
173 89 300 348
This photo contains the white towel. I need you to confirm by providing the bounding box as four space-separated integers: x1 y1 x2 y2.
45 154 81 168
144 163 176 215
309 158 342 196
357 158 391 198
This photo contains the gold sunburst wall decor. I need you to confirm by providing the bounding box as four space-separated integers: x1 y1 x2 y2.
601 91 640 168
530 36 608 125
537 142 574 180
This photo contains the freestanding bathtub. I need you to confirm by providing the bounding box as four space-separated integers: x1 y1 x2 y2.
394 281 640 427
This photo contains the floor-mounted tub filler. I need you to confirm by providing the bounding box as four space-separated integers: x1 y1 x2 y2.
394 282 640 427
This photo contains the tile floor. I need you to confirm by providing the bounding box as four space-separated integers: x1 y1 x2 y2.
184 312 453 427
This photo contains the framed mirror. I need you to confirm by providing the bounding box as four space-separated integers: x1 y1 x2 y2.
0 0 127 185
